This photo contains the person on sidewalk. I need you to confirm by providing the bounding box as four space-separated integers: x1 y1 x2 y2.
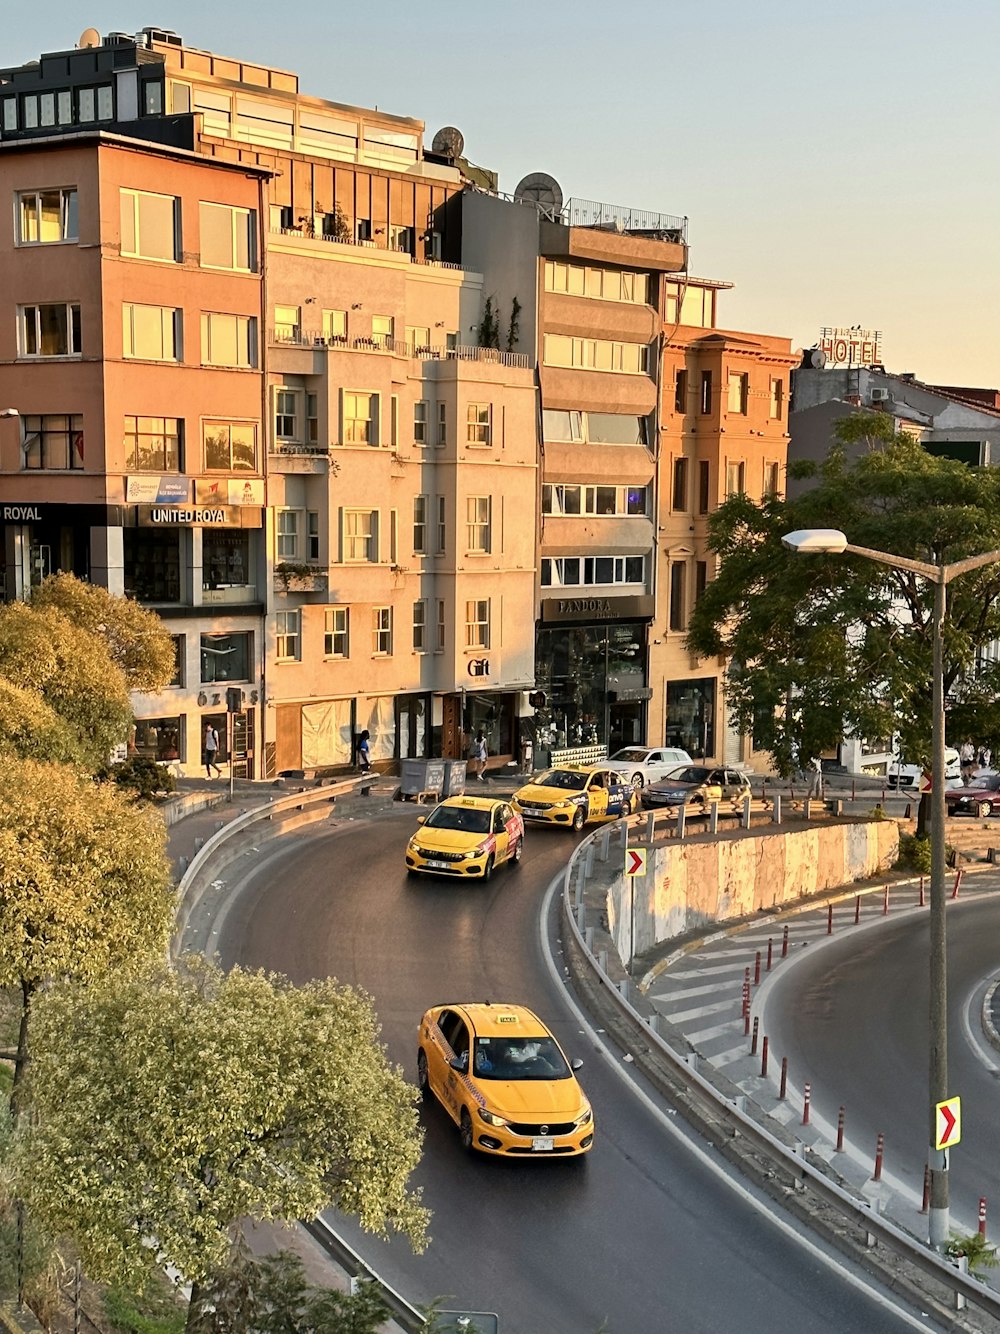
357 729 372 773
472 732 488 781
203 723 222 778
960 739 976 786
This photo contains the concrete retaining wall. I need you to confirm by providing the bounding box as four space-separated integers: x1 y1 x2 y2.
609 820 899 962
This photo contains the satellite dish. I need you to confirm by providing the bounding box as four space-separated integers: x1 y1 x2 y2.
513 172 564 216
78 27 101 48
431 126 465 160
804 347 827 370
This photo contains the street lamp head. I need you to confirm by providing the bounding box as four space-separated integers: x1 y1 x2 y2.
0 408 19 418
781 528 849 555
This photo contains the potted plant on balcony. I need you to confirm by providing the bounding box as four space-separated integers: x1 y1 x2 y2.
274 561 322 592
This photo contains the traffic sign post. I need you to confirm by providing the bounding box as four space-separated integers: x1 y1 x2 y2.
935 1095 961 1152
625 847 646 878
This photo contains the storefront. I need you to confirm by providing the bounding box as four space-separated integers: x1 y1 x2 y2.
1 502 124 600
535 596 654 768
665 677 716 760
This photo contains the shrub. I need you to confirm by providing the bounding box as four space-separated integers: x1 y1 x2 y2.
104 1278 185 1333
897 832 932 874
98 757 176 802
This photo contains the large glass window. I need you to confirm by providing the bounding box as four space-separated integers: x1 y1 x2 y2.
541 410 647 446
343 392 377 445
543 260 649 305
120 188 180 262
466 496 491 552
125 415 181 471
203 531 251 591
17 188 78 244
542 484 648 517
543 335 649 374
199 201 256 271
541 555 646 588
666 677 716 759
201 312 257 368
200 632 251 683
19 303 81 357
23 414 84 470
204 420 257 471
123 303 181 361
665 282 716 329
130 716 182 763
533 622 646 760
124 528 181 603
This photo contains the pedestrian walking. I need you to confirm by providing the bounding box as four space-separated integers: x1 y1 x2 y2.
357 729 372 773
978 744 992 772
203 722 222 778
960 739 976 786
470 731 488 781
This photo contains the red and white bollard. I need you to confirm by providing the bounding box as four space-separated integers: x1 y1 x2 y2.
760 1035 769 1078
836 1105 845 1152
952 869 964 900
873 1132 885 1182
882 884 889 915
919 876 925 907
754 950 761 985
979 1196 987 1239
827 903 833 935
802 1082 811 1126
781 924 789 958
766 937 773 972
854 894 861 925
751 1016 759 1056
779 1056 788 1100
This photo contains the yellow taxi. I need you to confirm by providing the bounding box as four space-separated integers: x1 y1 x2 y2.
417 1002 594 1156
405 795 524 880
512 763 635 831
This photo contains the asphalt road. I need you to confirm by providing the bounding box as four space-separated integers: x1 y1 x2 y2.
216 807 948 1334
759 879 1000 1237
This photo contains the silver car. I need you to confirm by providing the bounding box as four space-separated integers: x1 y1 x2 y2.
608 746 694 789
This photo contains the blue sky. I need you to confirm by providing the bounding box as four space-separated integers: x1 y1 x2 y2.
9 1 1000 384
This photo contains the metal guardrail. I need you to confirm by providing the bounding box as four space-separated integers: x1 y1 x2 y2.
560 817 1000 1324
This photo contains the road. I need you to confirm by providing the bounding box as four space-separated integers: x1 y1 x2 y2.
215 806 948 1334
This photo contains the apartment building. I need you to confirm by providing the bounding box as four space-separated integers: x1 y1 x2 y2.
0 25 537 775
464 191 796 766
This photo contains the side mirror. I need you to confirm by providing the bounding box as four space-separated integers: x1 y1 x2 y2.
571 1058 583 1071
416 815 426 825
449 1054 468 1072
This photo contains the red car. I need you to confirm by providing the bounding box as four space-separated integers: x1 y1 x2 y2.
945 773 1000 818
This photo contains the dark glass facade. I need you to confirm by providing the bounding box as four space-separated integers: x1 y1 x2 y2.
666 677 716 759
534 622 647 766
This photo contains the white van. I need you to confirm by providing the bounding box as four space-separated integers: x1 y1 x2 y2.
886 748 960 790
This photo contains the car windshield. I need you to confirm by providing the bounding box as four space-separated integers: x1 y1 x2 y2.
972 775 1000 791
611 748 647 763
536 770 588 791
472 1036 572 1081
664 766 711 784
423 806 491 834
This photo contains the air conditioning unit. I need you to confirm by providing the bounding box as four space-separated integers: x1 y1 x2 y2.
870 388 892 404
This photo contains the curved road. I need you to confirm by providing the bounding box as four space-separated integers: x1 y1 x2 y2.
760 885 1000 1236
216 808 945 1334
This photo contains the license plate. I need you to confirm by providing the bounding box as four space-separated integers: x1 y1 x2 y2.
426 860 450 870
523 808 544 818
531 1136 554 1152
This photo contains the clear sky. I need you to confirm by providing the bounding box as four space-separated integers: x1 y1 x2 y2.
8 1 1000 385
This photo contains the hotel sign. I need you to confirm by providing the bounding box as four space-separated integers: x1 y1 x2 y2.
819 326 883 368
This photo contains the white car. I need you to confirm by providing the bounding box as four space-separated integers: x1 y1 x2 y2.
607 746 694 789
886 748 960 790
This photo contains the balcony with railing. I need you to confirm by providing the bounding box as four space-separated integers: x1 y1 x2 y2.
538 195 688 272
268 226 465 271
268 330 530 369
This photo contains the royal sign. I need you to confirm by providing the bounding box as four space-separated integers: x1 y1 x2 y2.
819 326 883 368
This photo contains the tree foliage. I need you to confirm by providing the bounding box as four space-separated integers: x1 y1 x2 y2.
31 574 176 694
0 678 82 766
0 758 173 1104
13 958 428 1298
687 417 1000 774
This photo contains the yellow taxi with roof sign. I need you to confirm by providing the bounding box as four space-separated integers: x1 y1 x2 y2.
511 762 635 831
417 1001 594 1156
404 795 524 880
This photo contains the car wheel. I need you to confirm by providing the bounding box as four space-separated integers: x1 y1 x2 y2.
508 838 523 869
417 1050 430 1100
622 794 634 816
631 772 644 790
460 1108 475 1152
571 806 586 832
483 854 495 882
978 801 992 819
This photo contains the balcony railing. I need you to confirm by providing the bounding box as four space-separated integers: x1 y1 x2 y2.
269 226 465 270
562 197 687 241
413 343 530 369
269 330 530 369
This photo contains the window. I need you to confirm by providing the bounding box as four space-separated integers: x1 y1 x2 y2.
542 334 649 374
371 315 393 348
467 403 491 445
203 532 250 591
23 414 84 470
543 261 649 305
541 555 646 588
700 370 713 414
764 461 781 500
200 202 256 271
373 606 392 655
435 496 446 554
466 496 491 552
168 636 185 687
465 599 490 650
390 224 413 252
769 377 784 420
695 561 708 603
307 511 320 560
343 391 378 445
144 80 163 115
406 325 431 352
132 715 182 763
541 409 583 443
194 87 231 136
120 188 180 262
2 99 17 133
436 599 446 652
344 509 376 562
275 389 298 440
323 309 347 343
541 484 649 517
672 457 689 511
19 303 81 358
674 369 688 414
727 371 749 415
412 600 427 651
669 562 687 632
169 81 191 114
665 282 716 330
203 420 257 471
124 529 180 603
324 607 349 657
414 400 428 445
306 394 319 445
125 416 181 471
200 632 251 684
726 460 746 497
437 401 447 447
17 188 78 244
698 460 711 514
122 303 181 361
201 312 257 368
413 495 427 554
275 610 301 661
273 305 300 342
276 509 299 558
542 410 648 445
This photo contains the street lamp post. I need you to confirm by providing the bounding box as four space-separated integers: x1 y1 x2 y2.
782 529 1000 1249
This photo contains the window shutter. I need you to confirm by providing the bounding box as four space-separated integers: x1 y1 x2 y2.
337 507 345 563
389 508 398 564
390 394 398 449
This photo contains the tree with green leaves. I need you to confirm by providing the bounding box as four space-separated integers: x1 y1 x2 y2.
0 758 173 1109
687 414 1000 775
12 958 428 1330
0 678 82 766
